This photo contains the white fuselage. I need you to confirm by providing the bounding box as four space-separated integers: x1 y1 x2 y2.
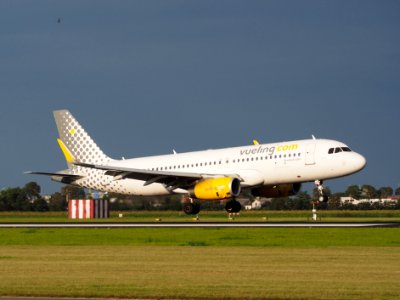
72 138 366 196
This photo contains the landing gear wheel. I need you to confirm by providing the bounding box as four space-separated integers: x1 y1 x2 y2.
321 195 329 203
183 202 201 215
315 180 329 203
225 200 241 213
192 203 200 214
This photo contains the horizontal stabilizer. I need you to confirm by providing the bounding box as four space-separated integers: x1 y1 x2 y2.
25 171 83 184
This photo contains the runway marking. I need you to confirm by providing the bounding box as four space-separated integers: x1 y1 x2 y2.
0 222 398 228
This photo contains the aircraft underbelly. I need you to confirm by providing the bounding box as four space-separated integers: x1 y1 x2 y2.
119 179 170 196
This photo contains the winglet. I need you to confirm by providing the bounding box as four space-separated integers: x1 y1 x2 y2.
57 138 75 163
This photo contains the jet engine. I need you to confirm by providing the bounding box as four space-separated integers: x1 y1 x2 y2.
191 177 241 200
251 183 301 198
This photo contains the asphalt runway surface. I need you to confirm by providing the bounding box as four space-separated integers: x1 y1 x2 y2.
0 222 398 228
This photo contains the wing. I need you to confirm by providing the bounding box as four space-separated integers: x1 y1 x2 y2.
73 162 242 189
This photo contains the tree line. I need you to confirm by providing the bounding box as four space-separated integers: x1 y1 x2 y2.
263 185 400 211
0 182 399 212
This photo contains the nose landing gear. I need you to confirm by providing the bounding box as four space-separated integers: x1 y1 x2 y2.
315 180 329 203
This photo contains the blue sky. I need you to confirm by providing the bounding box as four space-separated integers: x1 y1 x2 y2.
0 0 399 194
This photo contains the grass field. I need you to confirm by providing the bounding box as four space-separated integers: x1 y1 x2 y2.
0 226 400 299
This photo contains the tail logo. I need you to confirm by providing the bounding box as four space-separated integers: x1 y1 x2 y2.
57 138 75 163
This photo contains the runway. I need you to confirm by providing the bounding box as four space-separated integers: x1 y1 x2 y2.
0 222 398 228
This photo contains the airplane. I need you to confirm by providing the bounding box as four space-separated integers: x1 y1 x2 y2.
28 110 366 214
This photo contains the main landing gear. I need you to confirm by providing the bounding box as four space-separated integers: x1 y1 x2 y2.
181 196 242 215
315 180 329 203
225 199 241 213
182 197 201 215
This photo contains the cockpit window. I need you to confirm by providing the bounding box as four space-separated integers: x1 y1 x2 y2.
329 146 353 154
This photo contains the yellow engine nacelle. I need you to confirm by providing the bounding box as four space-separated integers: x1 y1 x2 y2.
251 183 301 198
191 177 241 200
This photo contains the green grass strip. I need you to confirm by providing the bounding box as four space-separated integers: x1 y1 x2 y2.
0 228 399 247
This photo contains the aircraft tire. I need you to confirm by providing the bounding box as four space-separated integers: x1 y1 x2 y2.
233 200 242 213
192 203 201 214
225 200 241 213
183 203 201 215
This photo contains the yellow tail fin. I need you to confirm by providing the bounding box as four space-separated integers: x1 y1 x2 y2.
57 138 75 163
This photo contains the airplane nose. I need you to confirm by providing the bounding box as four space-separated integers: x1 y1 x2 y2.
353 153 367 172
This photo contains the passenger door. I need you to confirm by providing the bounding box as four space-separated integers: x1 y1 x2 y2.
305 143 316 165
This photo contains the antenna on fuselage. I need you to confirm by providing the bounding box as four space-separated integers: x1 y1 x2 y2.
253 139 259 145
311 135 316 140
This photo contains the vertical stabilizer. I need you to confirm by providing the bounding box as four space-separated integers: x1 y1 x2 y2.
54 110 111 167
